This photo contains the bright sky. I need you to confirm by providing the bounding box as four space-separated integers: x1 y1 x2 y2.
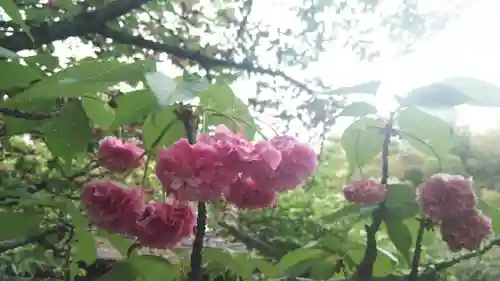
25 0 500 138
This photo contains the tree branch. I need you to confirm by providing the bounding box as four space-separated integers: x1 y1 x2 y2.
95 27 315 94
0 107 59 120
409 218 429 280
0 0 153 52
422 237 500 277
355 113 395 280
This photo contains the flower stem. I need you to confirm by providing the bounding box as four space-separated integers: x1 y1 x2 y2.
175 104 206 281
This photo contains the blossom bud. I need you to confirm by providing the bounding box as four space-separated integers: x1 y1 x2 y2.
97 136 144 173
343 180 386 205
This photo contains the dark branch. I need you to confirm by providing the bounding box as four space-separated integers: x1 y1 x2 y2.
0 0 153 51
423 237 500 276
409 218 429 280
96 27 315 94
355 113 395 280
0 107 59 120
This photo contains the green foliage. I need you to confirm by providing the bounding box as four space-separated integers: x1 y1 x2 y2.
340 117 385 177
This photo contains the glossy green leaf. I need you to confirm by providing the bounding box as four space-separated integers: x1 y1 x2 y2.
42 101 93 162
12 59 146 102
25 54 60 71
384 219 412 265
0 211 41 240
396 107 454 161
200 82 256 140
275 248 324 273
384 184 419 221
340 117 385 177
142 105 184 149
111 89 157 128
478 199 500 234
82 96 115 129
0 0 34 42
65 201 97 264
340 101 377 117
0 61 42 90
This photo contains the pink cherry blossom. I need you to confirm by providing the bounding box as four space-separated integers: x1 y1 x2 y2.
226 177 277 210
81 179 146 234
343 180 386 205
97 136 144 173
440 209 492 252
133 203 196 249
417 173 477 222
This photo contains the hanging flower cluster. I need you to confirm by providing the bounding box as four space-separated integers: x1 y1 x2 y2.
417 173 492 252
81 124 317 249
156 125 318 208
343 180 386 205
81 179 196 249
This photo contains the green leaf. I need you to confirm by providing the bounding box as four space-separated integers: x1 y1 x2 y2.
400 77 500 107
25 54 60 71
200 82 256 140
128 255 179 281
384 184 419 221
0 46 19 59
142 105 185 149
384 219 412 265
95 261 136 281
65 201 97 265
275 248 324 273
82 96 115 129
399 83 470 108
145 72 207 107
319 204 360 222
340 117 385 177
42 101 93 162
396 107 454 161
0 0 34 42
12 59 146 102
340 101 377 117
0 211 41 240
478 199 500 234
97 230 135 257
327 80 381 95
111 89 157 128
0 61 42 90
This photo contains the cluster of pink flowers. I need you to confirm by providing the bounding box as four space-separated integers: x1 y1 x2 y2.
81 179 196 249
81 125 317 248
417 173 492 252
342 173 492 252
155 125 318 209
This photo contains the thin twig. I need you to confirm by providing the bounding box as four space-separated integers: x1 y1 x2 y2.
0 108 60 120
